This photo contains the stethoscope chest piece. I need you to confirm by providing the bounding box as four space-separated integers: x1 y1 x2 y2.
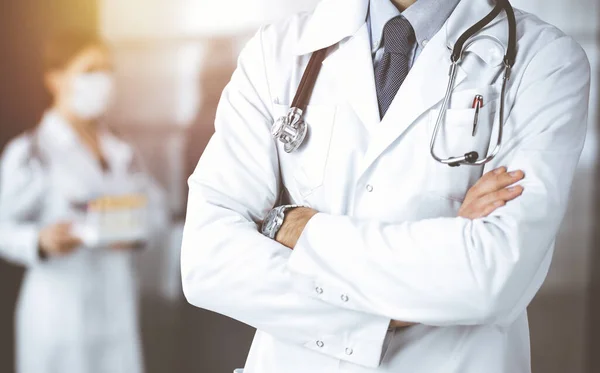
272 107 308 153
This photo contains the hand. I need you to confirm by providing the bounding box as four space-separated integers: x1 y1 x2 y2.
111 241 146 251
275 207 318 249
458 167 525 219
38 222 82 257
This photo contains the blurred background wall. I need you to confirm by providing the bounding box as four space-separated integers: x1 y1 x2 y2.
0 0 598 372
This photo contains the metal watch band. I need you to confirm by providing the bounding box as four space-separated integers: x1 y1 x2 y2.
261 204 303 239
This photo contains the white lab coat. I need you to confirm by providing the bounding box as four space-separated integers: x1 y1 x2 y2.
181 0 591 372
0 111 168 373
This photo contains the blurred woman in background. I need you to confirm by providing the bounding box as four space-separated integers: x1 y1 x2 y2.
0 31 167 373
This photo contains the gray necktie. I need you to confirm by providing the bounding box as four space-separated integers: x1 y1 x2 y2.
375 16 415 118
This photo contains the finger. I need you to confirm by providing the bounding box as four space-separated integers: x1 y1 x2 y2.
501 185 525 202
476 200 506 218
478 169 523 193
473 169 524 197
469 186 524 219
475 167 506 186
495 170 525 189
466 167 507 201
474 185 524 209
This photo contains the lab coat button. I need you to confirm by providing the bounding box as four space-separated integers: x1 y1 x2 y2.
345 348 353 355
366 184 374 192
315 287 323 294
341 294 349 302
316 340 324 348
422 39 429 47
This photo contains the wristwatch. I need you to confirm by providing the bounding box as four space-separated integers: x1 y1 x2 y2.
261 205 302 239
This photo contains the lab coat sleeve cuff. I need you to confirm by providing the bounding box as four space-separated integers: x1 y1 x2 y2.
290 213 391 367
21 225 42 266
4 224 43 267
289 213 389 316
301 311 391 368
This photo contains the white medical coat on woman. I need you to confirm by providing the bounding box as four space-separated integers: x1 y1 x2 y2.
0 111 168 373
181 0 592 372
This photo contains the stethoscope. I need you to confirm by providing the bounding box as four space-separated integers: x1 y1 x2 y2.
272 0 517 167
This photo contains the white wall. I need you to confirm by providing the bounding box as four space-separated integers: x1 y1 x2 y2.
101 0 320 40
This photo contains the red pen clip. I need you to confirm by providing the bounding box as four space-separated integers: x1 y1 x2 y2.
471 95 484 137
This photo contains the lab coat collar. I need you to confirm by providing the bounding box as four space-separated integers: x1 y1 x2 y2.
38 110 80 148
37 110 131 169
294 0 368 56
294 0 508 62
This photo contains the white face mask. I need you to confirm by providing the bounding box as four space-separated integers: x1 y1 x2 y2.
69 72 115 120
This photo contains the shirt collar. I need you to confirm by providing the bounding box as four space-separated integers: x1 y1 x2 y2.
368 0 401 52
369 0 462 52
294 0 501 58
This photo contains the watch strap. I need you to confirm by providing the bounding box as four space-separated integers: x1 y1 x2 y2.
262 204 304 239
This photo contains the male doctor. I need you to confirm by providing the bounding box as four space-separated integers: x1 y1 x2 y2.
181 0 591 372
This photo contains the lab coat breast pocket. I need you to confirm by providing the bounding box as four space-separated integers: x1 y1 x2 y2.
272 104 336 199
425 95 498 202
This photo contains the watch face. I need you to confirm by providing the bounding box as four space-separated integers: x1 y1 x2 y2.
261 209 279 237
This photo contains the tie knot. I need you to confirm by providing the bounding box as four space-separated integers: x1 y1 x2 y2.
382 16 415 55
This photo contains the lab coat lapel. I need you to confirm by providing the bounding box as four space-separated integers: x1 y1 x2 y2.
323 23 380 130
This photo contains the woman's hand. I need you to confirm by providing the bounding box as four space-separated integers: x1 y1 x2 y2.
458 167 525 219
38 222 82 257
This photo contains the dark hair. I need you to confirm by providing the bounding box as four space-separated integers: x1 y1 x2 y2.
43 31 106 72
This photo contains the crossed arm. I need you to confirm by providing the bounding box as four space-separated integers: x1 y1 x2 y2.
276 167 525 327
181 30 589 367
276 167 525 249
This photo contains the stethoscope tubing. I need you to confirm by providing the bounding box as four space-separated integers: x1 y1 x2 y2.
430 0 516 167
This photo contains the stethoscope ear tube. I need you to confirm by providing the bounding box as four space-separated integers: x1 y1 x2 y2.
451 4 503 63
451 0 517 67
